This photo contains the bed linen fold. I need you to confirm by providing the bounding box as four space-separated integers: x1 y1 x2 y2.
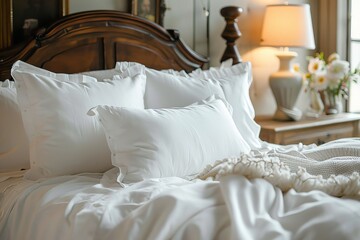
199 138 360 197
1 171 360 239
0 171 33 233
1 139 360 240
220 175 360 240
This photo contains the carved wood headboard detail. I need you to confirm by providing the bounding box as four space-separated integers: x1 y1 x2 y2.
220 6 243 65
0 10 208 81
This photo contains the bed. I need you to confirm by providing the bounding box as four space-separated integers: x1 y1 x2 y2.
1 10 360 240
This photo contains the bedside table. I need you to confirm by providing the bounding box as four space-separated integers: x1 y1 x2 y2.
256 113 360 145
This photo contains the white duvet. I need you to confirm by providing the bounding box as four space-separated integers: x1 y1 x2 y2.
1 167 360 240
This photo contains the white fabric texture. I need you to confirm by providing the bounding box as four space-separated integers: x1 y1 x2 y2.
0 62 99 172
90 98 250 183
115 62 226 109
12 64 146 180
219 58 233 68
1 169 360 240
12 60 98 83
81 68 121 81
0 171 32 229
189 62 261 148
198 138 360 197
160 69 190 77
116 62 261 148
0 80 29 172
0 62 102 173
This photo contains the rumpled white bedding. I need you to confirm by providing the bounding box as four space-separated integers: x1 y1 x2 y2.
1 165 360 240
199 138 360 197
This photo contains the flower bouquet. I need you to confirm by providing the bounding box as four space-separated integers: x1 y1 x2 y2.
305 52 359 115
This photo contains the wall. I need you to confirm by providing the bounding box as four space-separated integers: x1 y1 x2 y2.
69 0 315 116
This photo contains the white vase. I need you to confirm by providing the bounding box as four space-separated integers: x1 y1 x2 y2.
324 91 343 115
306 90 324 117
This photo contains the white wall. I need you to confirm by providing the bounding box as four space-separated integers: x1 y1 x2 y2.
69 0 315 116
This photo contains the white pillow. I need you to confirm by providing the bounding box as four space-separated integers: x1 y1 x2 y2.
220 58 233 68
0 80 29 172
116 62 261 148
0 60 100 173
12 60 98 83
189 62 261 148
89 97 251 183
81 69 121 81
12 65 146 180
116 62 225 109
160 69 190 77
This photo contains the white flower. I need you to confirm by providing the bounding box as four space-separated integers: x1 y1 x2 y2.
327 53 340 63
292 63 301 73
327 77 341 90
326 60 350 80
313 72 328 90
305 52 358 98
308 57 325 74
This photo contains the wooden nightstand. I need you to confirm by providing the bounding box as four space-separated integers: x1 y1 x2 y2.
256 113 360 145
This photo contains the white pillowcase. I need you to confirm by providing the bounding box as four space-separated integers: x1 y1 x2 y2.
0 80 29 172
81 69 121 81
189 62 261 148
116 61 261 149
116 62 225 109
12 63 146 179
0 61 101 173
13 60 98 83
89 97 251 183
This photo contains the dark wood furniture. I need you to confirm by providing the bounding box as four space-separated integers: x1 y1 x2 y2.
257 113 360 145
0 10 208 81
220 6 243 64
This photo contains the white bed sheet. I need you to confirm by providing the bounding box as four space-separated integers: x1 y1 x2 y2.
1 168 360 240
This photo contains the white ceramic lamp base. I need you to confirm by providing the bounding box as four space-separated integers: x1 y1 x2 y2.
270 51 303 121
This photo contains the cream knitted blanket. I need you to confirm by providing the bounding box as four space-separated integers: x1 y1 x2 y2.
198 138 360 197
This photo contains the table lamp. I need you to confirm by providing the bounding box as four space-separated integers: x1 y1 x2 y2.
261 3 315 121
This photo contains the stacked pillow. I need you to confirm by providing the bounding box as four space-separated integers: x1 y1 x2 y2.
6 60 260 183
189 63 261 148
11 61 146 179
1 61 101 173
116 62 225 108
89 97 250 183
116 61 261 148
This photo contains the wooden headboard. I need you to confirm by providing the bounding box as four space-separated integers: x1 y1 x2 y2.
0 10 208 81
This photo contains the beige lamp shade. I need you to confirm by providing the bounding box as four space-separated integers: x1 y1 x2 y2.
261 4 315 49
